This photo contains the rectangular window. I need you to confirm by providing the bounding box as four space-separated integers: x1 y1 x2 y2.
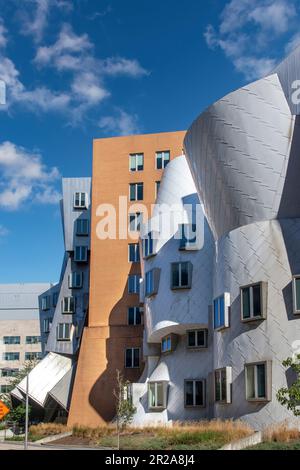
143 232 154 258
1 369 18 378
171 262 192 289
185 380 205 407
128 307 142 325
25 352 42 361
129 183 144 201
148 382 168 409
187 330 208 349
74 246 88 263
215 367 232 403
41 296 50 311
293 276 300 314
68 272 83 289
26 336 41 344
213 293 230 330
3 336 20 345
3 352 20 361
43 318 51 333
241 283 266 321
128 274 141 294
156 151 170 170
145 269 160 297
52 292 59 308
129 212 143 232
61 297 75 314
0 385 10 393
57 323 71 341
245 362 271 401
74 192 88 209
129 153 144 172
76 219 89 236
180 224 198 250
155 181 160 198
125 348 140 368
128 243 140 263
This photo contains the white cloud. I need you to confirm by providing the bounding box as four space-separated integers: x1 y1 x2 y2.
0 18 7 49
99 109 139 136
204 0 298 80
102 58 149 77
19 0 72 43
285 33 300 55
0 141 60 210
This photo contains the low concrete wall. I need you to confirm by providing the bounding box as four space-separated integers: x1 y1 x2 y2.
0 429 14 441
220 432 262 450
35 431 72 444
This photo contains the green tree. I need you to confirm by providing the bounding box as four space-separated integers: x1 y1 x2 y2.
113 370 137 450
277 354 300 416
0 360 38 425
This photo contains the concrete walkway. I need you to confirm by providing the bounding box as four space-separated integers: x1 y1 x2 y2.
0 441 101 451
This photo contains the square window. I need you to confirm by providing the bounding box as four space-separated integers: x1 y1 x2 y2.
187 330 207 349
68 272 83 289
129 153 144 172
148 381 168 409
74 246 88 263
241 283 266 321
76 219 89 236
171 262 192 289
62 297 75 314
74 192 88 209
156 151 170 170
57 323 72 341
184 380 205 407
129 183 144 201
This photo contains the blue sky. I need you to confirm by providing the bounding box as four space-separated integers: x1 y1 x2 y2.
0 0 299 283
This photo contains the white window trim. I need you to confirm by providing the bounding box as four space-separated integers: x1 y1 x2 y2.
292 276 300 315
245 361 272 402
213 293 230 331
73 192 88 209
155 151 170 170
125 348 140 368
57 323 72 342
184 379 206 408
214 366 232 404
62 297 75 314
41 296 50 311
68 272 83 289
129 212 143 232
148 381 168 410
171 262 192 290
240 282 267 322
129 183 143 202
129 153 144 172
187 329 208 349
128 307 141 326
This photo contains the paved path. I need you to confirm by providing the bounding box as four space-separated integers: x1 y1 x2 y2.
0 441 101 451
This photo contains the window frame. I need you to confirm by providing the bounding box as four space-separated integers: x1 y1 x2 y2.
25 336 41 345
56 323 72 342
68 272 83 289
214 367 232 404
73 192 88 209
143 232 155 259
129 212 143 232
186 329 208 349
128 307 142 326
129 153 144 172
128 243 140 263
245 361 272 402
3 352 20 361
74 245 88 263
43 318 51 333
213 293 230 330
155 150 170 170
240 282 267 322
25 352 42 361
41 296 51 311
171 262 192 290
184 379 206 408
129 182 144 202
61 297 76 314
293 276 300 315
76 218 89 236
124 347 140 368
3 336 21 345
128 274 141 294
148 381 168 410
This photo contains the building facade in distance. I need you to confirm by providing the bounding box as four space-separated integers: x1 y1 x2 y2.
0 283 51 394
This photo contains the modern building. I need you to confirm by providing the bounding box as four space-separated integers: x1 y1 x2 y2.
12 178 91 422
68 132 186 426
130 46 300 429
0 283 50 395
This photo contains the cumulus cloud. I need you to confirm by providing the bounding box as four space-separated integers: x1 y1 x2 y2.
204 0 299 80
0 141 60 210
99 109 140 136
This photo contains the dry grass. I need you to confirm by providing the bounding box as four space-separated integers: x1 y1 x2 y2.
263 423 300 443
29 423 69 437
72 419 252 445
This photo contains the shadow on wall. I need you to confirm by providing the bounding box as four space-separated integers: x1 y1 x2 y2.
88 263 144 422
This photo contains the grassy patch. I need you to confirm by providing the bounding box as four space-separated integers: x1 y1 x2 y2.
247 440 300 450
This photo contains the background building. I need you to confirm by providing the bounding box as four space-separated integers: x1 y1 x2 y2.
0 283 51 394
68 131 186 426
